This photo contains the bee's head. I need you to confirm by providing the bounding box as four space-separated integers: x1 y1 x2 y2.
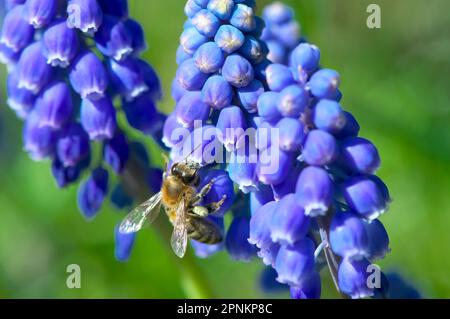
171 162 200 186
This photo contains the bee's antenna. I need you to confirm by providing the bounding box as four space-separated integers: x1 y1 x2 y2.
183 143 203 163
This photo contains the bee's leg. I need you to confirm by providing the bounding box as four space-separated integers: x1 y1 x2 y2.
190 178 216 206
204 195 227 215
162 153 170 178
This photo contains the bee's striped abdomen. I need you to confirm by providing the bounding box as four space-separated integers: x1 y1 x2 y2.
187 216 223 244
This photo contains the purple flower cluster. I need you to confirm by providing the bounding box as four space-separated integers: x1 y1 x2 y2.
1 1 393 298
0 0 164 259
246 3 391 299
163 0 274 260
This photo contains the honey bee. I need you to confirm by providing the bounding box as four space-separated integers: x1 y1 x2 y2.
119 157 226 258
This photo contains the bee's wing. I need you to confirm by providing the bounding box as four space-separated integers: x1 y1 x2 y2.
119 192 163 234
171 195 188 258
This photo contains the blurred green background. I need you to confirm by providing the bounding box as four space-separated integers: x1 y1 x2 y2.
0 0 449 298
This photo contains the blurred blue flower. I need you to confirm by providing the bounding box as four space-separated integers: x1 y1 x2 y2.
0 0 164 261
114 224 136 262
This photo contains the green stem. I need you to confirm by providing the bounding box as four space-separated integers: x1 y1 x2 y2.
121 156 215 299
317 216 349 299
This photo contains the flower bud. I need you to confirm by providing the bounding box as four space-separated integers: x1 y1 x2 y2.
239 36 268 65
338 257 374 299
228 149 259 193
80 97 117 141
340 137 381 174
114 224 136 262
23 113 57 160
175 125 218 165
308 69 340 99
216 106 248 152
202 75 234 110
56 123 90 167
109 57 148 100
277 118 304 152
16 42 53 94
343 176 388 221
295 166 333 217
270 194 310 245
249 201 277 249
191 9 220 37
69 51 109 101
277 84 309 118
0 5 34 52
175 91 211 128
290 43 320 75
275 237 316 287
230 4 255 32
176 58 209 90
185 0 202 18
302 130 338 166
6 71 36 119
207 0 235 20
23 0 57 28
95 15 133 61
193 42 225 74
330 211 369 259
365 219 390 261
67 0 103 34
313 99 347 134
214 24 245 54
77 167 109 219
42 19 80 68
124 19 146 55
222 54 254 88
34 81 73 129
180 27 208 55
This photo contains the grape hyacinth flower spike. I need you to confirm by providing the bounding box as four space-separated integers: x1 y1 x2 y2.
243 2 392 299
0 0 165 261
1 0 394 300
164 0 271 259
